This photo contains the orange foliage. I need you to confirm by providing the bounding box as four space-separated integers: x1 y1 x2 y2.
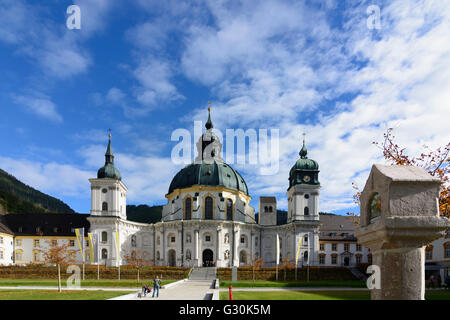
350 128 449 218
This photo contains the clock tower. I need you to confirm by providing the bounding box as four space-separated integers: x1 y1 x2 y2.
287 137 320 222
89 134 127 220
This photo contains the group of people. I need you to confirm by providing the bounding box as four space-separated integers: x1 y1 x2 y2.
203 260 216 267
141 277 162 298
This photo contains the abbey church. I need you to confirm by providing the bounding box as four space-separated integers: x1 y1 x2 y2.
0 110 448 281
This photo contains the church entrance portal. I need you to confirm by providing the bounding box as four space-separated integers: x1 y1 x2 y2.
202 249 214 267
344 257 350 266
168 249 176 267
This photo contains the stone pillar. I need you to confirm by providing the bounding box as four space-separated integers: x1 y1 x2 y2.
177 226 182 267
233 226 240 266
216 226 222 267
162 226 165 265
355 164 450 300
194 229 199 267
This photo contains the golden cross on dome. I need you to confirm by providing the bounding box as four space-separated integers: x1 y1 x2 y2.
208 101 211 112
302 132 306 143
108 128 112 140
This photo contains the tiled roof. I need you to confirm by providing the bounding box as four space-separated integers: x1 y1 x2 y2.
0 215 14 235
319 214 359 241
2 213 89 236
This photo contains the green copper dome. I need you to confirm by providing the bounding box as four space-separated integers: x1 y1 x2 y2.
97 136 122 180
289 139 319 188
168 160 249 195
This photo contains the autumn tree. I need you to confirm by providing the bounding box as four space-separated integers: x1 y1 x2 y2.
249 256 264 282
40 240 77 292
351 128 449 219
280 258 294 281
124 250 153 283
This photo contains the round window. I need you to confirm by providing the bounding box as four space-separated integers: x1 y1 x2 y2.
102 188 108 194
304 194 310 199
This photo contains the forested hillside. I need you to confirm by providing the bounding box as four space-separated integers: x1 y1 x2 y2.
0 168 75 214
126 204 163 223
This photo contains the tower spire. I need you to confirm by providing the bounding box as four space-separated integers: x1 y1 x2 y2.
299 132 308 158
205 101 213 130
105 129 114 165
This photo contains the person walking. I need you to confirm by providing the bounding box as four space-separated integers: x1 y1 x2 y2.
429 275 435 289
152 276 161 298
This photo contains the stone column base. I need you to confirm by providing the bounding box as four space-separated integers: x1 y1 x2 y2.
371 247 425 300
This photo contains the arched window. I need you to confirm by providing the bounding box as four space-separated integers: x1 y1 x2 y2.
205 196 213 220
131 235 137 247
304 206 309 215
269 206 273 212
239 250 247 265
264 206 268 212
185 197 192 220
101 231 108 243
303 251 308 263
156 251 160 261
101 248 108 259
226 199 233 221
102 202 108 211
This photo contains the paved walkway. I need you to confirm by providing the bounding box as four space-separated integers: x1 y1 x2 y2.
113 280 216 300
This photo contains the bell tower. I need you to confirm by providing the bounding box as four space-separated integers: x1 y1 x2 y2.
287 135 320 222
89 133 127 220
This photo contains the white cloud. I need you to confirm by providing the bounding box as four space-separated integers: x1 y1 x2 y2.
0 157 93 198
175 0 450 213
12 94 63 123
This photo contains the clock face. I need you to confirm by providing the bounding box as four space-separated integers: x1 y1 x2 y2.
303 175 311 182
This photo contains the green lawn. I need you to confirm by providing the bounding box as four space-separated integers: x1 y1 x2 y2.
220 290 450 300
0 289 129 300
0 278 175 288
220 280 366 288
220 290 370 300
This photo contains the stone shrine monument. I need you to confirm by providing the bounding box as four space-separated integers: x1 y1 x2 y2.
356 164 450 300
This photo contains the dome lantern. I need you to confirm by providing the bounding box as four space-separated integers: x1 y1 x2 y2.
97 132 122 180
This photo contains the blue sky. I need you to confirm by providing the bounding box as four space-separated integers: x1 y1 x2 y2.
0 0 448 215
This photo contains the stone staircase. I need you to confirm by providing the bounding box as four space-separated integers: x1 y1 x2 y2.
189 267 217 280
350 267 367 281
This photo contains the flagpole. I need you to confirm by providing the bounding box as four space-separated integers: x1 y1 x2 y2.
97 233 100 280
307 233 310 282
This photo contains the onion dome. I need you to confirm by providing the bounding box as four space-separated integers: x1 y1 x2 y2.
289 136 319 188
168 160 249 195
168 104 249 195
97 133 122 180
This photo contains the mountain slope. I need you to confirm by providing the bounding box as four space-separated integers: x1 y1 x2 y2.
0 168 75 214
126 204 163 223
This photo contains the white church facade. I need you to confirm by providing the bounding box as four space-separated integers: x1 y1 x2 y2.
88 109 323 268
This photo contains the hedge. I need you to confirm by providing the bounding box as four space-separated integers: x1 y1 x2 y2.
216 267 358 281
0 264 190 280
